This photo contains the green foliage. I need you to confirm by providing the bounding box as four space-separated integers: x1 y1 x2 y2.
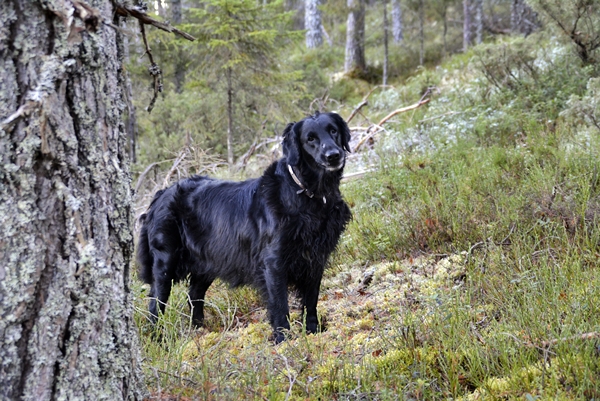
475 35 593 124
132 0 303 164
132 2 600 399
527 0 600 63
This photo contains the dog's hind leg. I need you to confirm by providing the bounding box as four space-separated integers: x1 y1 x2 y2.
188 275 214 328
265 263 291 343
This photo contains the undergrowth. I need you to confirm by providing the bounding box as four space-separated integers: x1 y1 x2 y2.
134 33 600 400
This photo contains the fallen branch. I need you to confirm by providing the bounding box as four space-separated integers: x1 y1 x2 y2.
504 331 600 350
353 98 431 152
346 100 368 124
341 169 374 182
538 332 600 348
377 97 431 126
346 85 395 125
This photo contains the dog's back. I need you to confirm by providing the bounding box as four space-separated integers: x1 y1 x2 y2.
137 176 264 287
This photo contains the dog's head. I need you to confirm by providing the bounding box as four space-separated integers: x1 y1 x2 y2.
282 112 351 171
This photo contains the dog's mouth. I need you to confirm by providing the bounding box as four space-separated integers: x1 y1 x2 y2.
321 161 345 172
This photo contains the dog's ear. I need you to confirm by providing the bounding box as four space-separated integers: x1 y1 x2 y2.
329 113 351 152
282 121 302 166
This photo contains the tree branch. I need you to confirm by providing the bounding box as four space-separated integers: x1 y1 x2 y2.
138 20 163 113
114 4 196 41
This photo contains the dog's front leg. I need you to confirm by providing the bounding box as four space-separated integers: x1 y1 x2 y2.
300 277 322 335
264 265 290 343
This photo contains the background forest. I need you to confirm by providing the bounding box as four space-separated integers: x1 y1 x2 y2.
128 0 600 399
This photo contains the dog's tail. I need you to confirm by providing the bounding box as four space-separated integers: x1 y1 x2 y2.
137 213 153 284
136 189 166 284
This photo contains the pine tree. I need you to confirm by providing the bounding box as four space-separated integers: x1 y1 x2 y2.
187 0 299 164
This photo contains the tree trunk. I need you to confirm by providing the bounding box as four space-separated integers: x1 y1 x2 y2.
227 67 234 165
391 0 404 43
0 1 145 400
344 0 367 74
305 0 323 48
511 0 538 36
383 0 389 85
419 0 425 66
474 0 483 44
173 0 186 93
463 0 471 52
442 7 448 58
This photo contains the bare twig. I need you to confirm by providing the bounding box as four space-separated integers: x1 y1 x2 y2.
346 100 368 124
503 331 600 351
353 98 431 152
346 85 395 124
114 5 196 41
113 4 195 112
138 21 163 113
377 98 431 127
163 150 188 188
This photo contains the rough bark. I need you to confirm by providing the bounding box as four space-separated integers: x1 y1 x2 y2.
511 0 538 36
418 0 425 66
172 0 186 93
474 0 483 44
391 0 404 43
305 0 323 48
0 1 145 400
344 0 366 74
463 0 471 52
383 0 389 85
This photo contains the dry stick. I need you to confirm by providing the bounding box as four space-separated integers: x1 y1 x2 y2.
346 85 395 125
377 97 431 126
163 150 188 188
505 331 600 351
138 21 162 113
346 100 368 124
114 5 195 112
538 332 600 348
353 98 431 152
114 5 196 41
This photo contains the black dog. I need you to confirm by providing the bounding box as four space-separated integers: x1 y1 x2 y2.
137 112 352 343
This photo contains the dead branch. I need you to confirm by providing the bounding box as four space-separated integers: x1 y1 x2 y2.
505 331 600 351
346 85 395 124
138 21 162 113
163 150 188 188
538 332 600 349
113 4 195 112
341 169 374 182
377 98 431 127
235 137 280 170
114 5 196 41
346 100 368 124
353 124 384 152
352 98 431 152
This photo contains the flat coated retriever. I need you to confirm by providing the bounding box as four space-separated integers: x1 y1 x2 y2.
137 112 352 343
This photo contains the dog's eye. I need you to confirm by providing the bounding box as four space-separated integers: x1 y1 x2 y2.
307 135 316 142
330 129 337 136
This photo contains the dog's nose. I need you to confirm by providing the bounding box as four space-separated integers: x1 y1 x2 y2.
326 150 341 163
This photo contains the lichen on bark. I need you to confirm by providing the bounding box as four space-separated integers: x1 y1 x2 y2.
0 1 145 400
